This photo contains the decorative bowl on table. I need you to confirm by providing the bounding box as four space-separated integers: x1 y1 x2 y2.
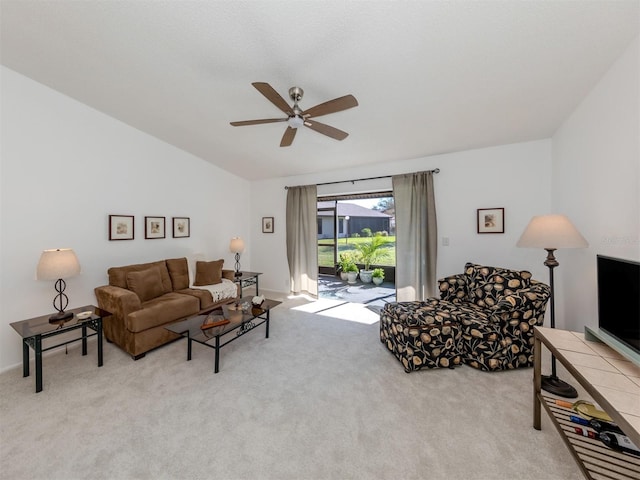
252 295 265 307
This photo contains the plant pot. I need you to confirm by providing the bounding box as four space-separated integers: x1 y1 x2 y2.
340 272 348 281
372 276 384 285
346 271 358 284
359 270 373 284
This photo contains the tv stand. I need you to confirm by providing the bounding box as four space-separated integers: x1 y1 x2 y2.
585 326 640 367
533 327 640 479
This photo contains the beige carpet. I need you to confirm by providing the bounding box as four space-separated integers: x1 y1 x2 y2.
0 293 582 480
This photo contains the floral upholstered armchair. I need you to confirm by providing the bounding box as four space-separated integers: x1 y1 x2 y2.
380 263 551 372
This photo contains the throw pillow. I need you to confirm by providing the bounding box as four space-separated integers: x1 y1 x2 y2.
126 267 164 302
166 257 189 290
194 259 224 286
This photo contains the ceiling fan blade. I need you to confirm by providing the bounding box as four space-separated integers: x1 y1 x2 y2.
304 119 349 141
302 94 358 118
230 118 287 126
280 126 297 147
252 82 294 115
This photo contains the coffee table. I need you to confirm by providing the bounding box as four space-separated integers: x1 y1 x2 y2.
166 297 281 373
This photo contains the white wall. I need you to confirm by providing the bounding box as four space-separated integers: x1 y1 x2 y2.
552 36 640 332
0 67 250 371
250 139 553 294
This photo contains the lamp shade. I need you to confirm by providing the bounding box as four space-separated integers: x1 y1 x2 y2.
36 248 81 280
229 237 245 254
516 215 588 249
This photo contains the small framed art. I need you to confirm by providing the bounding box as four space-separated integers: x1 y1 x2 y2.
173 217 190 238
145 216 165 239
109 215 134 240
477 208 504 234
262 217 274 233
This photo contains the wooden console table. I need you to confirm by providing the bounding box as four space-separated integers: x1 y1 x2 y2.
533 327 640 479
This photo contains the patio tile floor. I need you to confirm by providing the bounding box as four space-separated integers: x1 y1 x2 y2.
318 274 396 313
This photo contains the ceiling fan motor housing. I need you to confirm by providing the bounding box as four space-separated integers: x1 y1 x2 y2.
288 86 304 103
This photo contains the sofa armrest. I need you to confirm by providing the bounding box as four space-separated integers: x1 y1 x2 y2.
438 274 469 302
492 281 550 313
94 285 142 321
490 281 551 330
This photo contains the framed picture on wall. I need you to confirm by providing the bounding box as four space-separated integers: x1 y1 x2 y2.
477 208 504 234
144 216 165 239
262 217 274 233
109 215 135 240
172 217 190 238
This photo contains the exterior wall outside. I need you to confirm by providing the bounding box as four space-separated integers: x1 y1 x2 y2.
318 216 390 239
348 217 390 237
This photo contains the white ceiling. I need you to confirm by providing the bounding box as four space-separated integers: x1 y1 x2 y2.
1 1 638 181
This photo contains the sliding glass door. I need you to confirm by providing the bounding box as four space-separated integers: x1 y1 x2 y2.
317 201 338 275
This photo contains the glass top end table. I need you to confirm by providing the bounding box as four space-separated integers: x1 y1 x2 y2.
10 305 111 392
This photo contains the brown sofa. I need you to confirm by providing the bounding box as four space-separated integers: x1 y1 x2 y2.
94 257 238 359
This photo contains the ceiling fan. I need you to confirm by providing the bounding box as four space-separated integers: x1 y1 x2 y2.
230 82 358 147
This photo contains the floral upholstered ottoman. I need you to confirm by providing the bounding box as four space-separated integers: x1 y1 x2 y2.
380 300 462 372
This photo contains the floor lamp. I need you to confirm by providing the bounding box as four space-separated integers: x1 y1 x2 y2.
517 214 588 398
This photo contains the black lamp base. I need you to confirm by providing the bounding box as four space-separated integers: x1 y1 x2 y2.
541 374 578 398
49 310 74 323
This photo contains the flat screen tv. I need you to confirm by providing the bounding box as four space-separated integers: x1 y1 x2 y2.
597 255 640 355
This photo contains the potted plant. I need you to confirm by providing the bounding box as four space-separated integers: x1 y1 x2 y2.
337 252 355 281
354 235 389 283
345 262 359 284
372 268 385 285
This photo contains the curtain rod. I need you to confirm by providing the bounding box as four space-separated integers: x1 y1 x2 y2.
284 168 440 190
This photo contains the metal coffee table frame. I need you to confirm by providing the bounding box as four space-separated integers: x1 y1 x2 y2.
167 298 280 373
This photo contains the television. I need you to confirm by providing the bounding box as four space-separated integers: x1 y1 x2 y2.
596 255 640 355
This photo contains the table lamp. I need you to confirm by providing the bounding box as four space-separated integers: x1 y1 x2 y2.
517 214 588 398
36 248 81 322
229 237 245 277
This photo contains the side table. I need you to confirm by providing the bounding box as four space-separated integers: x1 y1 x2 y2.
10 305 111 393
233 271 262 296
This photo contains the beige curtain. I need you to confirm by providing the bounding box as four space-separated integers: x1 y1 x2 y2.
392 171 437 302
286 185 318 296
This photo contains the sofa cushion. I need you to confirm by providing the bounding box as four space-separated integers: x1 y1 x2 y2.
109 260 173 294
126 268 164 302
194 259 224 286
177 288 215 310
464 263 532 308
166 257 190 291
125 292 199 332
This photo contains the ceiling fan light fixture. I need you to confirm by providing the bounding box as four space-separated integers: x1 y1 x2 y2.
287 115 305 129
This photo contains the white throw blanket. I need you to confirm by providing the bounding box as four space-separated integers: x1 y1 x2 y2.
186 255 237 302
191 278 238 303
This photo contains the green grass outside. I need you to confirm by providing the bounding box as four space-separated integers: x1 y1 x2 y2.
318 236 396 268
